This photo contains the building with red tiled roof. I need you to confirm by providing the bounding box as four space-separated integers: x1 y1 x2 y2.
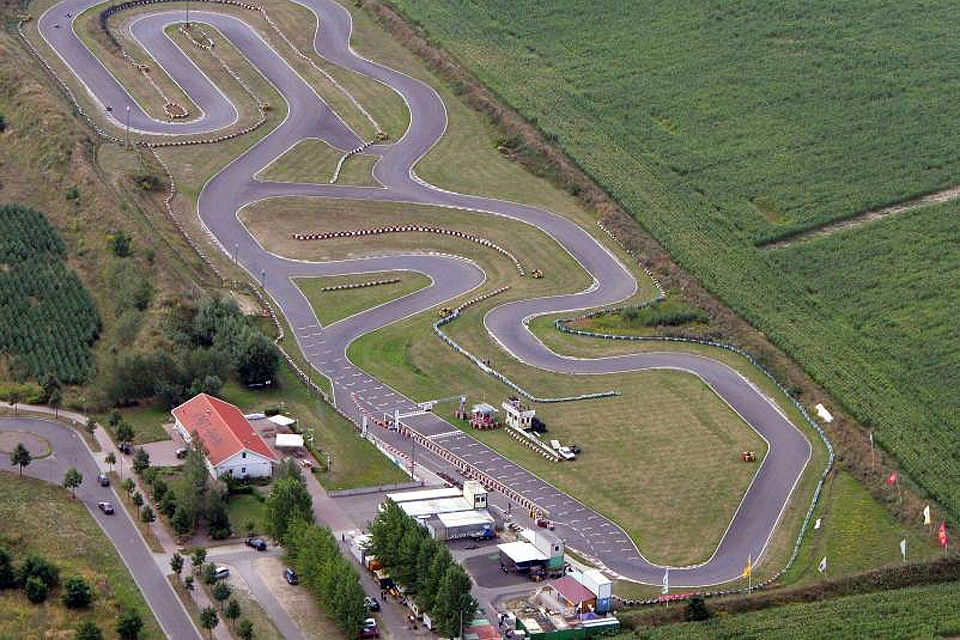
172 393 278 479
544 575 597 614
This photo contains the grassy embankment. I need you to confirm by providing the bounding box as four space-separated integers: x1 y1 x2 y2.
257 138 381 186
0 473 163 640
373 0 960 525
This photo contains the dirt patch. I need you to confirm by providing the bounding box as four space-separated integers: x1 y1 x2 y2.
254 556 345 639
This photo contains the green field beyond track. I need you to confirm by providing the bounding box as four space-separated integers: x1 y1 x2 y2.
384 0 960 517
621 578 960 639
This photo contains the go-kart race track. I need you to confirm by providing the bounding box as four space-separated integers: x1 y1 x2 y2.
34 0 816 587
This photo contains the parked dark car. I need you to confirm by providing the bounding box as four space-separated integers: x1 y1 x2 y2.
117 442 133 455
97 473 110 487
246 537 268 551
284 568 299 585
568 444 582 455
97 501 115 515
175 447 188 459
363 596 380 612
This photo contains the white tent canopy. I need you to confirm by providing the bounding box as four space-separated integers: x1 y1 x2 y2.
275 433 304 448
268 414 297 428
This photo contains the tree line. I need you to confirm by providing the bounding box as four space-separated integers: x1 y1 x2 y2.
369 499 478 637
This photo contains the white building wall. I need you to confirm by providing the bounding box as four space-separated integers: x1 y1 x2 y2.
213 450 274 479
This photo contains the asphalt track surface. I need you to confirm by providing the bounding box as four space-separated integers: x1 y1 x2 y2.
36 0 813 586
0 417 202 640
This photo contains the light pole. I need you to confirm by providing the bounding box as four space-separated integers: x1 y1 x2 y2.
185 0 190 27
125 105 131 147
233 243 238 266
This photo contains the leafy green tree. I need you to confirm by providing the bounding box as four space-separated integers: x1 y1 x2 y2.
47 387 62 417
6 389 22 415
184 575 195 593
396 526 425 587
273 457 304 484
115 421 135 445
206 496 232 540
62 575 93 608
420 548 453 614
225 598 242 627
85 418 97 437
10 443 31 476
433 565 477 638
132 448 150 474
170 552 184 582
24 575 48 603
0 547 15 589
203 562 218 585
115 610 144 640
414 538 440 609
140 505 155 523
74 619 103 640
105 451 116 471
199 606 219 639
369 499 406 569
132 492 144 508
212 581 232 610
332 571 367 635
63 467 83 498
190 548 207 573
172 506 193 534
236 333 281 385
265 477 314 544
121 478 135 496
236 618 255 640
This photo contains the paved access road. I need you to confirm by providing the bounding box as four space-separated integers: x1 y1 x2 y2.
34 0 815 586
0 417 202 640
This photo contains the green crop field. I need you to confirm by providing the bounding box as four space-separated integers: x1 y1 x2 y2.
621 579 960 639
381 0 960 518
0 205 101 384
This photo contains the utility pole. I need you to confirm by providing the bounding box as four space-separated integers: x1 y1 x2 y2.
125 105 131 147
233 243 238 266
185 0 190 27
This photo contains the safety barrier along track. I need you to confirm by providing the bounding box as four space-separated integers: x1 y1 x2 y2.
31 0 830 589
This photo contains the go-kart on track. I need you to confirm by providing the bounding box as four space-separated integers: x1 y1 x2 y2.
35 0 815 587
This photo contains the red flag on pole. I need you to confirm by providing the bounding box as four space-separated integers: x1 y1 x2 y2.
885 471 898 486
938 521 948 549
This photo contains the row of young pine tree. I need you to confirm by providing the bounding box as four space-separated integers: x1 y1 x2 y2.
369 499 478 637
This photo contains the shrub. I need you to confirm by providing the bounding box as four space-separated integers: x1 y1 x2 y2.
62 575 94 608
685 595 711 621
115 610 144 640
18 554 59 589
108 231 132 257
24 575 48 603
141 505 155 523
74 620 103 640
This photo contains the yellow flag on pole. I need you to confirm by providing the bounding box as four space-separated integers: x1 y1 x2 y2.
742 555 752 579
923 505 931 525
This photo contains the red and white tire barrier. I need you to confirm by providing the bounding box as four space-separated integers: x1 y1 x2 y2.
293 226 525 275
320 277 400 292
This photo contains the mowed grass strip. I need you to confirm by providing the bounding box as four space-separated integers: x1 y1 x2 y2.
257 139 380 186
295 271 431 326
0 473 163 640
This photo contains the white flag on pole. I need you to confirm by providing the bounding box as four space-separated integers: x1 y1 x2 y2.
869 431 874 446
661 567 669 594
814 517 822 530
900 539 907 561
818 556 827 573
923 505 931 526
